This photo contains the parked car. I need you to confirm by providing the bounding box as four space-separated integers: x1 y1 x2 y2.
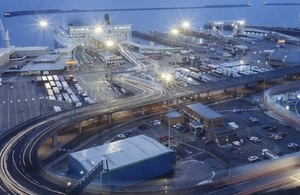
233 109 241 113
273 135 282 140
153 120 161 126
248 156 259 162
159 135 173 142
248 136 258 141
232 141 241 146
117 133 126 139
278 131 288 137
262 124 272 129
286 124 295 130
138 124 148 130
249 117 259 122
288 143 298 148
202 137 212 144
269 126 277 132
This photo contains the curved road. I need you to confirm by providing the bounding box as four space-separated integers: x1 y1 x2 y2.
1 65 300 194
0 74 166 195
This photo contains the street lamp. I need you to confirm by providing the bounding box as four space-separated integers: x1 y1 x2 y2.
94 25 103 34
161 72 173 148
181 21 190 29
39 20 48 46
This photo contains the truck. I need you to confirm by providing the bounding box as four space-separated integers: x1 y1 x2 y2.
61 81 69 91
262 149 279 160
55 81 62 91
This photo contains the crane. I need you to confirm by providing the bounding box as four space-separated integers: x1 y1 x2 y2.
0 18 11 48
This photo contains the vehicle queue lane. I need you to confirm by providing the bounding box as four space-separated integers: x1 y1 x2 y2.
0 79 41 132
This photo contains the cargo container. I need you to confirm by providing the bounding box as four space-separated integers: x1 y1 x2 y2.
52 75 59 81
49 81 56 87
61 81 69 91
63 75 70 82
66 88 73 95
55 81 62 91
53 106 62 112
62 93 72 103
42 76 48 82
58 75 65 82
47 75 53 81
44 82 51 90
75 84 83 94
70 94 80 103
48 95 56 100
47 89 54 96
52 87 60 95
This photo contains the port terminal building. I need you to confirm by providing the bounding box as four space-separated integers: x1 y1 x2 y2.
0 46 69 76
182 102 225 130
68 135 176 188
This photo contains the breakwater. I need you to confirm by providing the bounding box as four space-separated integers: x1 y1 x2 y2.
4 4 251 17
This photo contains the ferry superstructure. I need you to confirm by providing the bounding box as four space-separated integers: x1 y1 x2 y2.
53 23 132 49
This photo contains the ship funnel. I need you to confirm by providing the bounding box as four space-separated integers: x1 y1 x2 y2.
104 14 110 25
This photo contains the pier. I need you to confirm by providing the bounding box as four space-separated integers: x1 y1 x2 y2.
204 23 300 37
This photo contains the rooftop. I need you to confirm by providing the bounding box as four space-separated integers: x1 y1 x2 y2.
69 134 173 172
186 102 223 119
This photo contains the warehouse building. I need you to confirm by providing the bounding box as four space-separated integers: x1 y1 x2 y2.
68 134 176 189
182 102 225 130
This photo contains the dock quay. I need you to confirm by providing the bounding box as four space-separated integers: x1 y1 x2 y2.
132 30 225 52
204 23 300 37
132 31 209 53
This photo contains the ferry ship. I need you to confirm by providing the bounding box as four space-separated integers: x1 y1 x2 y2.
53 25 85 48
53 21 132 49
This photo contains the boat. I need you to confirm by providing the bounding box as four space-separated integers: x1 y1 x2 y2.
53 25 85 48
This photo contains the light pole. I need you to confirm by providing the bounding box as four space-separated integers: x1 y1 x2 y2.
39 20 48 46
161 72 172 148
263 61 268 104
170 27 179 47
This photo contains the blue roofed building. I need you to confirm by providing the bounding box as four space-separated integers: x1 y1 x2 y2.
68 134 176 189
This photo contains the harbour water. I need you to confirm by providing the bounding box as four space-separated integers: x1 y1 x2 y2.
0 0 299 48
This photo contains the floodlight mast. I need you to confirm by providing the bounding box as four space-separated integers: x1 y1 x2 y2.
0 18 11 48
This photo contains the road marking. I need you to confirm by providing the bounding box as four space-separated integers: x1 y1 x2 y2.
290 176 300 182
